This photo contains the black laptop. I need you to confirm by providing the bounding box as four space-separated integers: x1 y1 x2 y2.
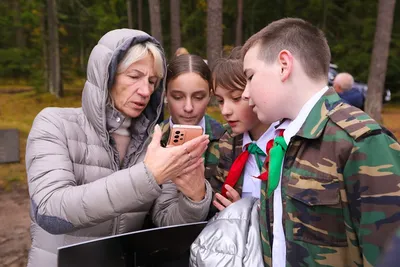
58 221 207 267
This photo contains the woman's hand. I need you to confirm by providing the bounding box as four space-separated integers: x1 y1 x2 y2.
172 163 206 202
213 184 241 211
144 125 209 184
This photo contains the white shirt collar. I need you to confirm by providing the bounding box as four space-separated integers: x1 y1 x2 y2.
284 86 329 144
242 121 285 153
276 119 291 132
169 116 206 133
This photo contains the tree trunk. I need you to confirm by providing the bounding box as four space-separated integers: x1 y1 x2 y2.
207 0 223 69
47 0 55 94
321 0 327 32
364 0 396 122
279 0 286 18
47 0 63 98
235 0 243 46
13 0 26 48
170 0 181 56
137 0 143 30
148 0 163 45
127 0 133 28
41 3 49 92
79 12 85 72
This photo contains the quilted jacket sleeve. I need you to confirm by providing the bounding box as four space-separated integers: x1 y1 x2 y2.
151 180 212 227
26 108 162 234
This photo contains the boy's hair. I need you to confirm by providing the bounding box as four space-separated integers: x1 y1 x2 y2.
242 18 331 81
166 54 212 91
212 46 247 92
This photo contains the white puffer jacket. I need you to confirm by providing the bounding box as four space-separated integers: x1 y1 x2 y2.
25 29 212 267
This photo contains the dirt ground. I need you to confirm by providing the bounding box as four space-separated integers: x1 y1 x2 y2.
0 105 399 267
0 186 30 267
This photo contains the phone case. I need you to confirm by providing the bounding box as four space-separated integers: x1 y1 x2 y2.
167 125 204 146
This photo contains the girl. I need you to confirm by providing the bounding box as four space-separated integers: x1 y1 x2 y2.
160 54 225 180
151 54 225 226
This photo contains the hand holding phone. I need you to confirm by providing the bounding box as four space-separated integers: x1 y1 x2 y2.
173 163 206 202
144 125 209 185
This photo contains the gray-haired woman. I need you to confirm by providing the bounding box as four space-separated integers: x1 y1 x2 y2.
25 29 213 267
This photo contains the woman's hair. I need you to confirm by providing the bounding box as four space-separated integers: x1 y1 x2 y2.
212 46 246 92
108 42 164 108
117 42 164 79
174 47 189 57
166 54 212 91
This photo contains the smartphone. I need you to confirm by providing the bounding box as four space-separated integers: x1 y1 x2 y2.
167 124 204 146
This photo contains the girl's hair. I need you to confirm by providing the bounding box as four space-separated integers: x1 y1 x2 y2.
212 46 246 92
117 41 164 79
166 54 212 91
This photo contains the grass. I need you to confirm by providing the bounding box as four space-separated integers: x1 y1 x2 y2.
0 85 399 190
0 87 82 190
381 104 400 139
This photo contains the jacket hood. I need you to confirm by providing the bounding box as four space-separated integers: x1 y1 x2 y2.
82 29 166 144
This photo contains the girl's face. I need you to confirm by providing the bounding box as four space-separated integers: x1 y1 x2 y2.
214 85 260 135
166 72 210 125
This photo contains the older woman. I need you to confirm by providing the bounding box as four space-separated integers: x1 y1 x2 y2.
25 29 212 267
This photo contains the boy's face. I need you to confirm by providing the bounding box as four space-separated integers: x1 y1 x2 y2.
243 45 286 124
214 86 260 135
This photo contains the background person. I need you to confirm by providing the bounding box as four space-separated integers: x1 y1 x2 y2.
333 72 364 109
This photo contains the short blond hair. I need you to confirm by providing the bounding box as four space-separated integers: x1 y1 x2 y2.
334 72 354 91
117 42 164 79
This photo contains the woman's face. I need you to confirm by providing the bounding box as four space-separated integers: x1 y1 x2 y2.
111 54 159 118
166 72 210 125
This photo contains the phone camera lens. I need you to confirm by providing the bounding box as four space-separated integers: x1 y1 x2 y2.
173 139 178 143
174 135 179 138
175 131 180 134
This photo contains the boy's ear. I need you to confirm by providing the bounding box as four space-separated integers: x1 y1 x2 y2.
278 50 293 82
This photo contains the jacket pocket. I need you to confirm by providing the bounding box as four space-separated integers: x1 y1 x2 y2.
285 175 347 247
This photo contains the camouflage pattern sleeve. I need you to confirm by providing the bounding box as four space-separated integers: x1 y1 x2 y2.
207 131 232 195
343 132 400 266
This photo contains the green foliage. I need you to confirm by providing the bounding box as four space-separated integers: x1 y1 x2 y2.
0 48 31 76
1 0 399 93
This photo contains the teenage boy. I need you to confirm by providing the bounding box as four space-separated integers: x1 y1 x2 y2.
242 18 400 267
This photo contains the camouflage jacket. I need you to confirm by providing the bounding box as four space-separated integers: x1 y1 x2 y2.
159 114 225 180
210 128 244 194
207 127 243 218
209 126 274 219
261 88 400 267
